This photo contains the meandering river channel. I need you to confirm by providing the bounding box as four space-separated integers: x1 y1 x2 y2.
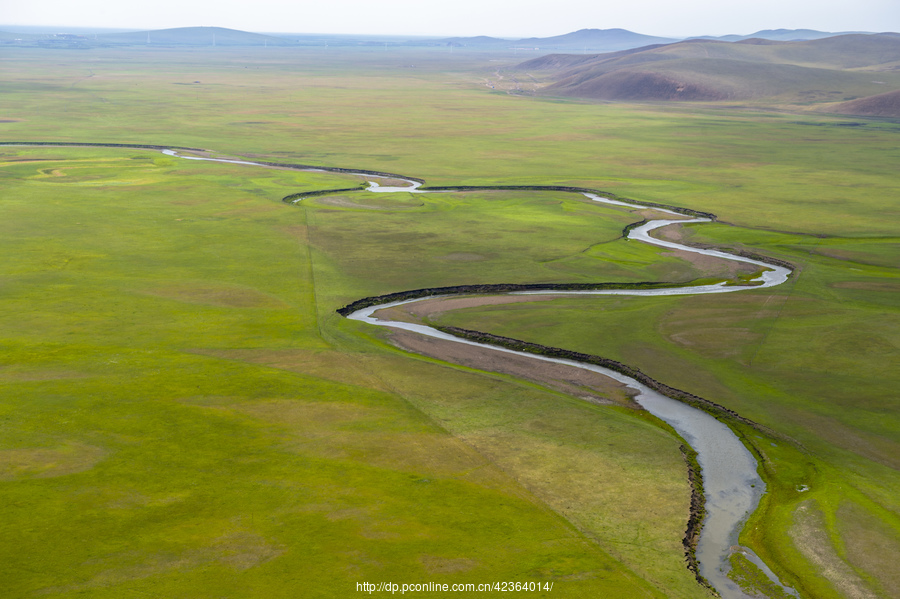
346 194 795 599
7 143 797 597
165 147 797 598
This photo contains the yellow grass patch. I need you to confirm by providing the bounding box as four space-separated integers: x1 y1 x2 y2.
420 555 478 574
191 348 385 390
0 367 86 382
461 428 690 588
787 410 900 471
815 248 900 269
68 178 157 187
141 284 291 309
228 399 493 478
438 252 488 261
666 327 761 359
213 202 283 217
0 442 105 480
790 501 877 599
832 281 900 293
315 194 424 210
279 224 309 243
43 530 285 594
837 501 900 598
657 295 780 360
34 168 66 177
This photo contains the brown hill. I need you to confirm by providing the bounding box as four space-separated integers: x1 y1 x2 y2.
516 34 900 107
829 89 900 117
551 69 730 101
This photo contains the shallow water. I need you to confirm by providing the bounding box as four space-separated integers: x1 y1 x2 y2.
346 215 796 599
347 296 774 598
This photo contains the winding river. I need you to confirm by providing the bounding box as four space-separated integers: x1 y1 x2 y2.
165 147 797 598
347 197 795 599
9 143 796 597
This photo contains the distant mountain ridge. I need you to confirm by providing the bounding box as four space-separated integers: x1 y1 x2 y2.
689 28 872 42
436 27 892 50
435 28 890 51
0 26 295 47
511 28 678 52
97 26 293 46
1 25 892 51
431 29 677 53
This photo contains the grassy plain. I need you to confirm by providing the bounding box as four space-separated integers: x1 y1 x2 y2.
1 148 704 597
1 45 898 598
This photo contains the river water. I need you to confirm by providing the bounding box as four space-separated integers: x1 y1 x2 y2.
345 192 796 598
160 148 796 598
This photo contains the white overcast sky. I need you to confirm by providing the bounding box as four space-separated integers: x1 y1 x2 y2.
2 0 898 38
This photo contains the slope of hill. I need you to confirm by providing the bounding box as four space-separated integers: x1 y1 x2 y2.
3 25 890 52
516 28 677 51
694 29 864 42
829 88 900 116
438 28 677 52
440 28 880 52
515 34 900 110
95 26 294 47
440 35 510 47
0 26 295 47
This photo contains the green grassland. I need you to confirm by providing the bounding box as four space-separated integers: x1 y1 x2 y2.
1 148 709 597
431 222 900 598
305 189 705 304
1 45 898 598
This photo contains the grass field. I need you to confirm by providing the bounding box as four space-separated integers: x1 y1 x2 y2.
1 148 711 597
1 45 898 598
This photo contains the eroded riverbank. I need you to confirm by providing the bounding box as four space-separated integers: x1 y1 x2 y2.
339 198 796 598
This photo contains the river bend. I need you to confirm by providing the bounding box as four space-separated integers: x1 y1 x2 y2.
166 146 796 598
164 146 796 598
7 144 794 598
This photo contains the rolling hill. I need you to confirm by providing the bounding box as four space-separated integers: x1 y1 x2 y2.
97 26 295 47
439 28 677 52
515 28 678 51
0 26 295 48
831 88 900 116
2 25 888 53
514 34 900 114
436 28 883 52
692 28 871 42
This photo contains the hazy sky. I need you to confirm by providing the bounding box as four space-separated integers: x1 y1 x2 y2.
2 0 898 38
